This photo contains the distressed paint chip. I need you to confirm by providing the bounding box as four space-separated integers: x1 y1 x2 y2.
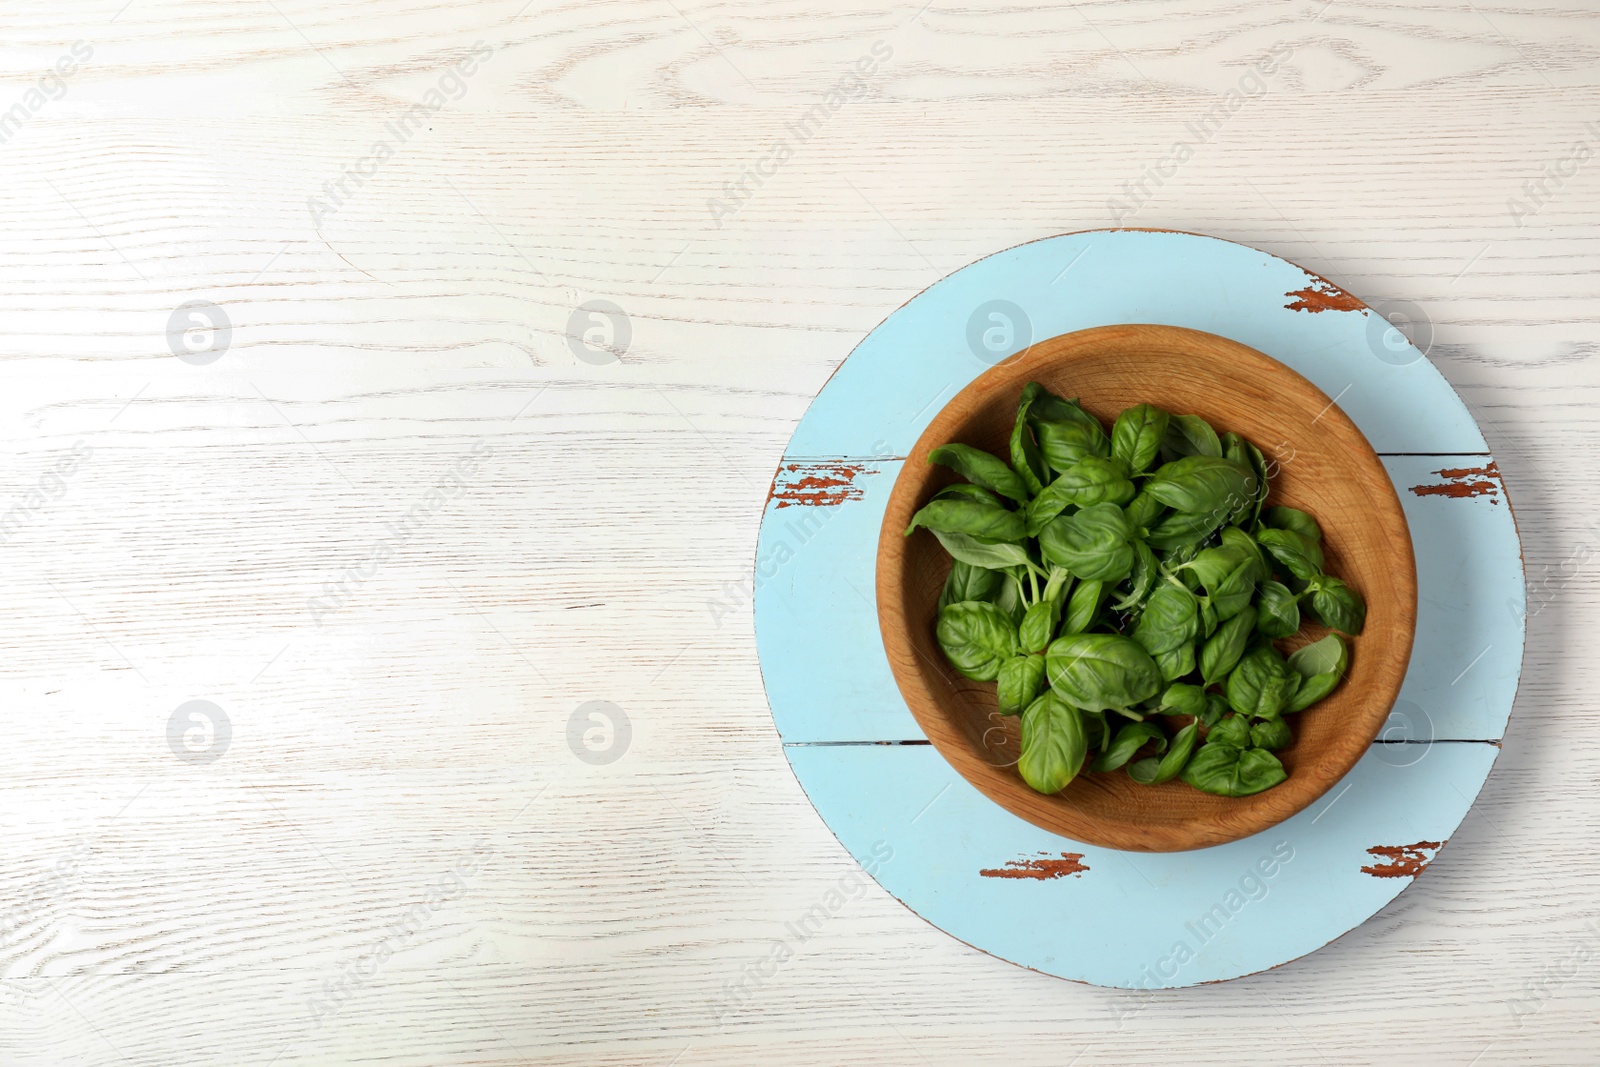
1284 277 1365 314
1361 840 1444 878
980 852 1089 880
770 462 872 508
1411 461 1501 504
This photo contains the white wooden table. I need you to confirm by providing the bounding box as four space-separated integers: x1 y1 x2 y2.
1 1 1595 1063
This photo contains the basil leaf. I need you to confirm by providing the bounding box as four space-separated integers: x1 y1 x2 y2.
1199 597 1219 637
1181 743 1287 797
1200 604 1256 685
1224 644 1301 719
1221 434 1267 528
933 482 1003 506
1251 718 1292 751
994 568 1026 622
938 560 1002 613
1062 578 1103 634
1132 584 1199 656
1145 506 1227 552
1208 714 1252 747
1124 485 1166 533
1146 455 1256 516
1309 576 1367 635
906 497 1026 542
1286 670 1340 712
1181 538 1266 621
928 443 1030 505
1024 456 1135 534
1018 692 1088 794
1128 721 1199 784
1044 632 1163 712
1019 598 1063 654
1009 383 1050 497
1263 505 1322 544
1201 692 1229 728
935 601 1019 682
1153 641 1196 683
1257 527 1324 581
1254 579 1300 638
1030 396 1109 471
1111 404 1170 474
1092 720 1167 772
997 654 1046 716
1161 413 1222 460
1287 633 1348 677
1038 502 1135 582
1157 682 1207 718
931 530 1033 571
1242 440 1271 528
1111 540 1159 613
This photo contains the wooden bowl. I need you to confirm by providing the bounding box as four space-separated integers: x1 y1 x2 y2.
877 324 1416 852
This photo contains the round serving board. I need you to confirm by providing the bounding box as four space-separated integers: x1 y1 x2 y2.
753 229 1525 988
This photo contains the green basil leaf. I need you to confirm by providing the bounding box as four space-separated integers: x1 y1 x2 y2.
931 530 1033 571
932 483 1003 506
1009 383 1050 497
1146 455 1256 517
1030 396 1109 471
1286 669 1340 712
1254 579 1301 638
1309 576 1367 635
938 560 1002 613
1111 404 1171 474
1251 718 1292 751
1144 506 1227 552
1018 692 1088 794
1220 434 1267 528
1124 485 1166 533
1111 540 1159 613
935 601 1019 682
1161 413 1223 460
1129 721 1199 784
1181 743 1287 796
927 443 1030 505
1287 633 1348 677
1257 527 1324 581
1024 456 1136 534
1200 604 1257 685
1201 692 1229 728
906 497 1026 542
1224 644 1301 719
1019 598 1063 654
1132 584 1199 656
997 654 1047 716
1181 539 1266 621
1243 440 1271 528
1062 578 1104 634
1092 720 1167 772
1153 641 1196 682
994 568 1026 623
1208 714 1252 748
1199 597 1219 637
1044 632 1163 712
1038 502 1135 582
1263 505 1322 544
1156 682 1207 718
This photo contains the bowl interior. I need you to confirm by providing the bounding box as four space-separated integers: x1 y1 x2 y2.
877 324 1416 852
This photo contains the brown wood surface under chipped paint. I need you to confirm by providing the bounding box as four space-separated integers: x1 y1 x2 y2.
1284 277 1365 313
1362 841 1444 878
770 462 871 507
1411 462 1502 504
980 853 1090 880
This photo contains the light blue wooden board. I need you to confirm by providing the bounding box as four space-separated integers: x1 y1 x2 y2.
756 456 1523 743
785 742 1497 988
783 229 1487 458
754 231 1524 988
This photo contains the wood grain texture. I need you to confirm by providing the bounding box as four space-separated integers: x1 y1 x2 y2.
0 0 1594 1062
877 324 1417 851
